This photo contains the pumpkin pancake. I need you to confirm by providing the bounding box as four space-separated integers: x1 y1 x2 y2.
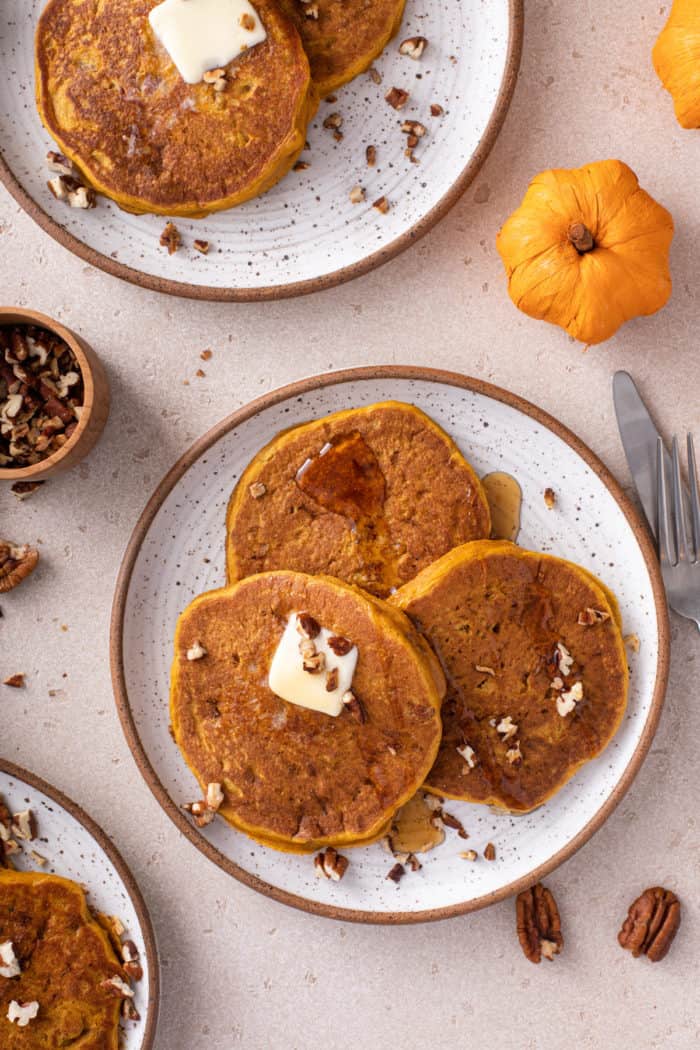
0 871 123 1049
170 570 444 850
391 541 629 813
35 0 316 216
226 401 491 599
275 0 407 95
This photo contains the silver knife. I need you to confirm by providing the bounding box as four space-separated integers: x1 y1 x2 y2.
612 370 676 541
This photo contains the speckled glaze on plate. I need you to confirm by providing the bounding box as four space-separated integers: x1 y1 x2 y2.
0 1 522 300
0 760 159 1047
111 367 669 923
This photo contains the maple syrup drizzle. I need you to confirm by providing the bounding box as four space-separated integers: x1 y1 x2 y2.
482 471 522 542
295 431 399 594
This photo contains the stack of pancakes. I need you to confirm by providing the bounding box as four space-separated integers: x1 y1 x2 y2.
170 401 629 854
35 0 407 215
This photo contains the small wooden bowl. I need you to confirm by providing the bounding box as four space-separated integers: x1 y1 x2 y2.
0 307 110 481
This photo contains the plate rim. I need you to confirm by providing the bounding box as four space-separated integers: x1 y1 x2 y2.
0 758 160 1046
0 1 523 302
109 365 670 924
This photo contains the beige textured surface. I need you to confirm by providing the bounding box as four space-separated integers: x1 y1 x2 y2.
1 1 698 1047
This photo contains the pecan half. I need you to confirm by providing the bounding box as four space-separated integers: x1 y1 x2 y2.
618 887 681 962
0 543 39 593
516 883 563 964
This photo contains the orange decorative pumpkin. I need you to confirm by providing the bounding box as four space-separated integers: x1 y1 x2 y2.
653 0 700 128
495 160 674 346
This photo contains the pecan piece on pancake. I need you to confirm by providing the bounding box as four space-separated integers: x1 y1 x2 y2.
0 542 39 593
516 883 563 963
618 887 681 962
296 612 320 640
341 690 366 723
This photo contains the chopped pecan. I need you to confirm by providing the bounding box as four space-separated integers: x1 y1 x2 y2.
296 612 320 639
159 222 181 255
193 239 210 255
3 674 25 688
578 607 611 626
398 36 427 59
0 543 39 593
483 842 496 862
11 481 45 500
342 690 366 723
313 847 348 882
100 975 134 999
327 635 352 656
400 119 426 139
323 113 343 130
385 87 409 110
441 811 468 838
386 862 405 883
543 487 557 509
373 196 390 214
122 999 141 1022
325 667 339 692
516 883 563 963
618 887 681 962
366 145 377 167
430 103 444 117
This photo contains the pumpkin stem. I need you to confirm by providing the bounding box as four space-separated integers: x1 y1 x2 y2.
568 222 595 254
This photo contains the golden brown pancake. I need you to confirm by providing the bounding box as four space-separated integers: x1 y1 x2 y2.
170 570 444 850
391 541 629 812
226 402 491 599
275 0 407 95
0 871 123 1050
35 0 316 216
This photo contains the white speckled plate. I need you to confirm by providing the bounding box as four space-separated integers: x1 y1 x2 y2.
111 367 669 923
0 1 522 300
0 760 159 1045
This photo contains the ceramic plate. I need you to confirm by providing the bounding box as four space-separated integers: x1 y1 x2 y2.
0 1 522 301
0 760 159 1046
111 367 669 923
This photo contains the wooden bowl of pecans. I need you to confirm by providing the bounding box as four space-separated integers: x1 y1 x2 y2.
0 307 110 481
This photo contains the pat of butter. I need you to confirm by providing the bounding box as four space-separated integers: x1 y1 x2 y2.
269 614 358 717
149 0 267 86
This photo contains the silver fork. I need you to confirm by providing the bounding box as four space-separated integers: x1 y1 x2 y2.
656 434 700 631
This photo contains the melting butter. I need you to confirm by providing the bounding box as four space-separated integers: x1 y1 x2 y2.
388 792 445 855
268 614 358 717
149 0 267 85
482 471 522 542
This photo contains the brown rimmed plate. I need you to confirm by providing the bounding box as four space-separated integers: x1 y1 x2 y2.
0 1 522 301
0 759 159 1046
110 366 669 923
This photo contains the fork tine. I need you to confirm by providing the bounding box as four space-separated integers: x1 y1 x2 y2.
657 437 675 564
671 435 690 562
688 433 700 563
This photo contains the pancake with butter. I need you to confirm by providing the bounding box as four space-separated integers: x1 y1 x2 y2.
226 401 491 599
35 0 316 216
275 0 407 95
0 871 123 1049
170 570 444 850
391 541 629 812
